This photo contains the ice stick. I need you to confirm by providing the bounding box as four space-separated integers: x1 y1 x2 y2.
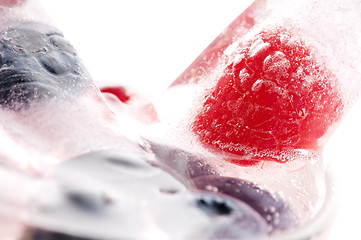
159 0 361 166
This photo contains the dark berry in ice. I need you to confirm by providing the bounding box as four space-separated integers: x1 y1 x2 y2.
0 22 90 110
106 153 152 170
196 194 234 215
193 192 269 238
193 175 296 232
35 150 269 239
144 141 218 182
192 26 343 165
66 190 113 213
100 86 131 103
186 157 217 179
56 149 188 204
28 229 97 240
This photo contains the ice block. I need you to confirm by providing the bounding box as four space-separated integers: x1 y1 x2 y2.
0 1 276 239
158 0 361 165
144 0 361 239
0 0 359 239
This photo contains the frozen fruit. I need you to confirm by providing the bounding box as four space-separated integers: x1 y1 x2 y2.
0 22 90 110
193 192 269 238
100 86 131 103
28 229 94 240
56 149 187 201
42 150 269 239
0 0 25 7
66 190 113 214
191 26 343 165
144 141 218 183
196 194 234 215
193 175 296 232
100 85 160 124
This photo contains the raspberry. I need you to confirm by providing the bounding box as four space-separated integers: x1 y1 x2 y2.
0 0 25 7
192 26 343 165
101 86 131 103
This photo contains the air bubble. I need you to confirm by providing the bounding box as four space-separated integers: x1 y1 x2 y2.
205 185 219 192
252 79 264 92
249 38 271 58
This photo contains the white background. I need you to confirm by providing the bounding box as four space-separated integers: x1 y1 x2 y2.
37 1 360 239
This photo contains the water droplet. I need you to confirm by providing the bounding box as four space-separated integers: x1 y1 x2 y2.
205 185 219 192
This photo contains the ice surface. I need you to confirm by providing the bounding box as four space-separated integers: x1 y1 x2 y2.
23 150 269 239
0 0 356 239
147 0 361 237
0 19 146 173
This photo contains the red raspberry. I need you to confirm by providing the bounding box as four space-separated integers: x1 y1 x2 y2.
191 27 344 166
101 86 131 103
0 0 25 7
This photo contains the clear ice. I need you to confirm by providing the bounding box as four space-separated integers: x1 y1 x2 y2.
1 0 361 239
